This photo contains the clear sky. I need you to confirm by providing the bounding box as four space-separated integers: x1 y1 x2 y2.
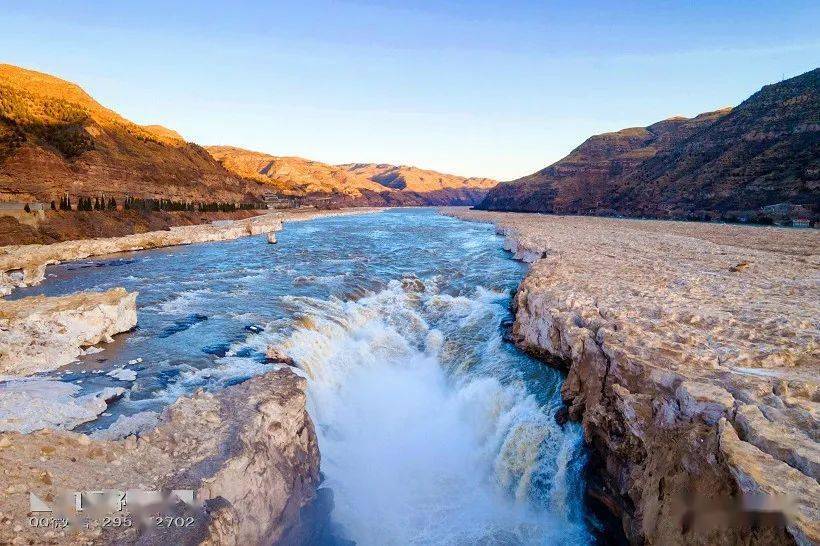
2 1 818 180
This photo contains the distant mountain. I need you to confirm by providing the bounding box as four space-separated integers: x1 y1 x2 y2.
478 68 819 219
141 124 185 142
342 163 496 193
0 64 264 203
0 64 493 208
205 146 387 196
207 146 495 205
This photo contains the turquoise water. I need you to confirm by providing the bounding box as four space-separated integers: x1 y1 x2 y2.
8 209 590 544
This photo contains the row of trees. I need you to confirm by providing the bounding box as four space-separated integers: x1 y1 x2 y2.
25 195 265 213
122 197 260 212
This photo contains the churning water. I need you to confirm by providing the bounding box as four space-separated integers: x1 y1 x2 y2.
7 209 590 544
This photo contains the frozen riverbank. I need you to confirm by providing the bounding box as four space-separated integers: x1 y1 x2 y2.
0 208 384 296
442 207 819 545
0 367 320 544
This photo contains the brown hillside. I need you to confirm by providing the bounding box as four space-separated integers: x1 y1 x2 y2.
0 64 264 203
342 163 496 192
207 146 495 205
479 68 819 219
206 146 386 196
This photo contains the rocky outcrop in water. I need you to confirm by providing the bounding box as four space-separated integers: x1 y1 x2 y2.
443 208 819 545
0 367 320 545
0 287 137 376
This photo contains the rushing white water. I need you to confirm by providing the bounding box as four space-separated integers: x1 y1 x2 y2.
268 280 589 545
7 209 591 543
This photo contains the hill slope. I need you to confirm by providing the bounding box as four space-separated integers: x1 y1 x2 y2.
0 64 496 207
479 68 819 219
207 146 495 205
342 163 496 192
0 64 265 203
206 146 386 196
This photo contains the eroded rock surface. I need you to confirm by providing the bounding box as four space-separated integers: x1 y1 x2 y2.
443 208 819 545
0 367 320 545
0 287 137 376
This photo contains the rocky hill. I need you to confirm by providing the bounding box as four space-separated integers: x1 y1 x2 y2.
0 64 495 209
478 68 819 220
205 146 386 196
342 162 496 192
207 146 495 205
0 64 265 204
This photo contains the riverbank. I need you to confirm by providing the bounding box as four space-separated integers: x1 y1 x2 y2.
441 208 819 545
0 207 384 296
0 207 390 544
0 367 320 545
0 209 264 247
0 287 137 377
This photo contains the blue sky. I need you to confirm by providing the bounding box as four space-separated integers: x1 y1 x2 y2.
2 1 818 180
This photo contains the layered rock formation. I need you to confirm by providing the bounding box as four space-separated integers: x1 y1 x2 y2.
0 63 495 209
0 367 321 545
207 145 496 205
478 68 819 220
443 208 819 545
0 287 137 376
0 64 266 204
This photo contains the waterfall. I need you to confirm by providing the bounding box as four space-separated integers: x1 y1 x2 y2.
266 279 590 545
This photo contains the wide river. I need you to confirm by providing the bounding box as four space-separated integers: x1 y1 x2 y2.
10 208 591 545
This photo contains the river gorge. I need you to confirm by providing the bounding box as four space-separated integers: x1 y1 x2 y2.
0 209 594 545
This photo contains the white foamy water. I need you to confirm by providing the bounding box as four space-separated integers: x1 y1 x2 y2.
9 209 592 542
269 280 589 545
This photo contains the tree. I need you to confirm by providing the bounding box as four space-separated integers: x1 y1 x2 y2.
51 200 57 211
24 203 31 213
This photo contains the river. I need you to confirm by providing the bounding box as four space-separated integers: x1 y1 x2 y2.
8 208 591 545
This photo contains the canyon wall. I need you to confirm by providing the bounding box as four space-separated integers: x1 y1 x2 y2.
443 208 819 545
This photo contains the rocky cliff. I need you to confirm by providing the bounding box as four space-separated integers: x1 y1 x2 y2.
443 208 819 545
205 146 387 197
478 68 819 219
0 368 321 545
0 63 495 209
0 209 263 246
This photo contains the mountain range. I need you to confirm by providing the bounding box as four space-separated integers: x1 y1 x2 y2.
478 68 819 220
1 63 817 219
206 146 494 205
0 64 493 207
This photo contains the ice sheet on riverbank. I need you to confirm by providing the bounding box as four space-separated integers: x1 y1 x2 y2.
0 378 125 433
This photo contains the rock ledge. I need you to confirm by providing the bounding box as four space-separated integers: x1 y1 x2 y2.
442 208 819 545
